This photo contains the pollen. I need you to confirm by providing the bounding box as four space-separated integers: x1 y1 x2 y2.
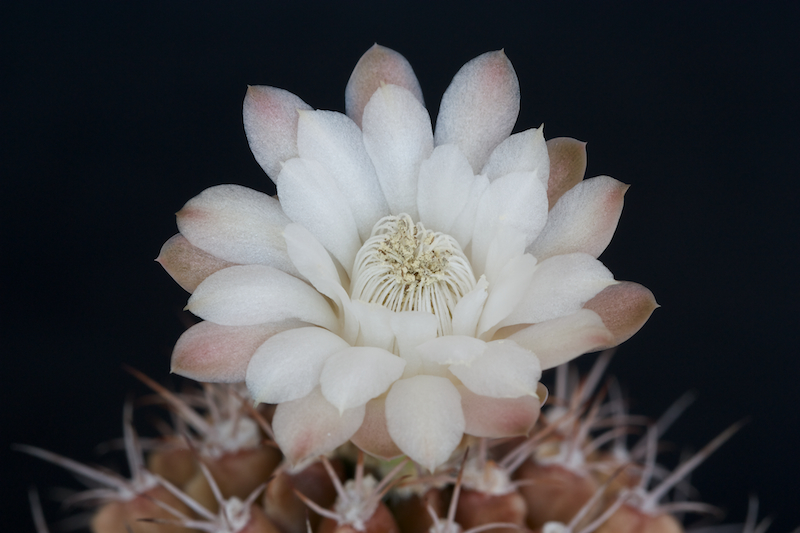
351 214 477 335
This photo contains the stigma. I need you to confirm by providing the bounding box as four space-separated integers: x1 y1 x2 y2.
350 214 477 335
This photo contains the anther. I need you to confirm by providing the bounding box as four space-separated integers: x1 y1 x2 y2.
351 215 476 335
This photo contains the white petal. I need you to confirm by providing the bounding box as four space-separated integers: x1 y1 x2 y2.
434 51 520 172
281 223 342 299
470 171 548 277
477 252 537 338
243 86 312 182
297 110 388 241
527 175 628 261
362 84 434 220
277 158 362 276
416 335 487 366
449 340 541 398
390 311 439 378
499 253 617 327
187 264 338 330
416 144 476 234
283 223 358 344
482 225 528 284
451 276 489 338
351 301 395 353
345 44 424 128
176 185 299 276
246 327 350 404
448 175 489 247
480 127 549 188
172 320 303 383
504 310 614 370
272 387 365 466
385 376 465 472
320 347 406 413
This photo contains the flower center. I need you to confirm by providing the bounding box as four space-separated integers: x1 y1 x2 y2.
350 214 476 335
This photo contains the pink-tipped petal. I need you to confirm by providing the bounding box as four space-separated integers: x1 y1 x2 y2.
171 320 301 383
187 264 338 330
156 234 236 293
345 44 424 128
459 385 541 438
527 176 629 261
504 309 615 370
386 376 465 472
499 253 616 327
546 137 587 209
350 397 403 460
272 387 365 467
362 84 434 220
176 184 299 276
243 86 312 182
583 281 659 347
434 50 520 172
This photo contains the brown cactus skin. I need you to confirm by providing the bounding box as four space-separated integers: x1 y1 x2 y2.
390 488 446 533
90 485 191 533
514 459 598 530
264 459 345 533
592 453 641 499
454 487 528 533
184 446 282 512
146 443 197 488
317 501 400 533
595 505 683 533
238 503 285 533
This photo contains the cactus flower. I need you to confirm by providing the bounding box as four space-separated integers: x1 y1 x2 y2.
158 45 657 472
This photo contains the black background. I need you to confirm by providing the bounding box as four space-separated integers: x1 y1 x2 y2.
4 1 799 530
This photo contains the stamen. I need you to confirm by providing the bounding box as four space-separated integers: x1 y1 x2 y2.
351 214 476 335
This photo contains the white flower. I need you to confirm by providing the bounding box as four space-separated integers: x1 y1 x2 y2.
158 45 657 471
